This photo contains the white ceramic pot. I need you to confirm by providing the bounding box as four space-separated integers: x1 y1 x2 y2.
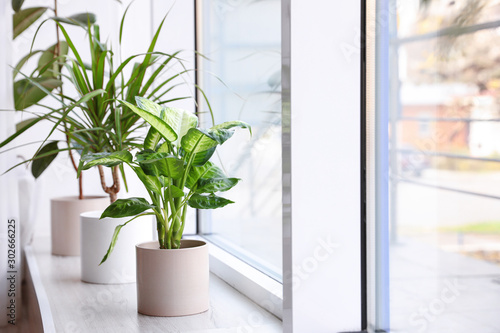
136 240 209 316
81 211 152 284
51 196 109 256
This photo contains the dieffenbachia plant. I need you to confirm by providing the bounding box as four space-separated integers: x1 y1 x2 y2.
79 97 251 262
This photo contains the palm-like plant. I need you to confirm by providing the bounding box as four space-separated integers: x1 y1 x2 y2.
2 5 199 203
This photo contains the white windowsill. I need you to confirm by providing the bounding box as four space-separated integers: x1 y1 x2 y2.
21 236 282 333
188 236 283 319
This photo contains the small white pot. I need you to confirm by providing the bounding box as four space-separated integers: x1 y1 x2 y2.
136 240 209 316
81 211 152 284
51 196 109 256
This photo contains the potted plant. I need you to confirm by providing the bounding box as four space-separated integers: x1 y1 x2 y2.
80 96 250 316
1 3 199 257
6 1 111 256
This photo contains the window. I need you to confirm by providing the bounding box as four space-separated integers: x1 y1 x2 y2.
372 0 500 332
196 0 282 281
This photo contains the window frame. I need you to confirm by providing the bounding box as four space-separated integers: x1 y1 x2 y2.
195 0 368 331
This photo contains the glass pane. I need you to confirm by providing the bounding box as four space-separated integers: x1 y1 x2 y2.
397 0 500 38
199 0 282 280
378 0 500 332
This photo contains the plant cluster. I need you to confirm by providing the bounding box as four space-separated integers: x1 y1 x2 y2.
3 1 197 203
80 97 250 260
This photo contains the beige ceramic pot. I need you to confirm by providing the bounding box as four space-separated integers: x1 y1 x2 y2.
136 240 209 316
51 196 109 256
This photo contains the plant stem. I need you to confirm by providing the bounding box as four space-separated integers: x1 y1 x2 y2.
97 165 121 203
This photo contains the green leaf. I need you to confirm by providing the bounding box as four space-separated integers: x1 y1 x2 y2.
186 162 225 189
135 96 163 116
196 177 240 194
132 166 162 194
99 212 153 265
210 120 252 134
163 107 198 147
191 146 216 167
81 151 133 170
181 128 218 154
14 77 63 110
37 42 69 77
207 128 234 145
208 121 252 145
31 141 59 178
136 149 158 177
12 0 25 12
101 197 154 219
13 7 48 39
119 100 177 142
15 118 36 132
135 151 185 179
53 13 97 26
187 194 234 209
166 185 185 198
144 127 162 151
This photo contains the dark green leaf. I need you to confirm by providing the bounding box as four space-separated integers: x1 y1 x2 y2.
12 0 25 12
81 151 133 169
13 7 48 39
31 141 58 178
196 177 240 194
186 162 225 189
101 197 154 219
187 194 234 209
14 77 63 110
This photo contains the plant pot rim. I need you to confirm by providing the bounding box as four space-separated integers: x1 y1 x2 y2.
136 240 207 252
51 195 108 202
80 210 107 219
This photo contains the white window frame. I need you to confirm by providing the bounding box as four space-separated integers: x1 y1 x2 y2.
195 0 366 331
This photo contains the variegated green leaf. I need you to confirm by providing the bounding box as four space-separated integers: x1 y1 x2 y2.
119 100 177 142
163 107 198 147
181 128 218 154
101 197 154 219
81 151 133 169
186 162 225 189
196 177 240 193
187 194 234 209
